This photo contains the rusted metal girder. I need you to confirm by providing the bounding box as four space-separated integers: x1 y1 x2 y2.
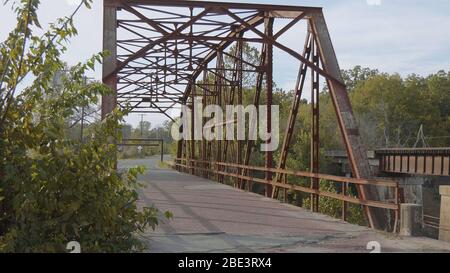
376 148 450 177
309 12 381 229
310 38 320 213
273 31 312 198
102 0 384 230
102 4 117 119
241 42 267 191
265 17 274 198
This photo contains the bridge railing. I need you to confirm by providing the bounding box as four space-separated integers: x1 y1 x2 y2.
118 138 164 162
172 158 401 232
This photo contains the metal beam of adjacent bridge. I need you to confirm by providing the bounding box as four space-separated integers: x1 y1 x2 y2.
376 148 450 177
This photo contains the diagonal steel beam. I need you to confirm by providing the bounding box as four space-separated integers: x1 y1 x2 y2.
224 9 345 88
273 31 313 199
182 13 265 101
310 12 379 229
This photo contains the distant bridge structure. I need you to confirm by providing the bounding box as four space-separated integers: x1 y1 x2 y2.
326 148 450 177
376 148 450 177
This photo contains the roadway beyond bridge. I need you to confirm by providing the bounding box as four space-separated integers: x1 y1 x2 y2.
119 156 450 253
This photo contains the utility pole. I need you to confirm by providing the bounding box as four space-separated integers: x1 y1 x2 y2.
80 105 85 142
140 114 145 137
80 76 93 142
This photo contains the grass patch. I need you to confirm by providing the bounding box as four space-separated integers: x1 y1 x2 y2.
157 161 173 169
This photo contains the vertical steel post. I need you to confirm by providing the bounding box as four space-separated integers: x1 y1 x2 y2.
176 108 184 172
202 68 208 178
102 2 117 119
236 37 243 187
342 182 348 221
310 38 320 213
215 52 223 182
242 43 267 191
161 140 164 162
265 16 274 198
190 83 196 175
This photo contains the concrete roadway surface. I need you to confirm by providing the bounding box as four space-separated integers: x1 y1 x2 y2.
119 156 450 253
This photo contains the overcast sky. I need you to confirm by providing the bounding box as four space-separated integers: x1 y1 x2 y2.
1 0 449 127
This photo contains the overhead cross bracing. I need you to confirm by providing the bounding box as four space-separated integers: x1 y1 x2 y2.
102 0 328 118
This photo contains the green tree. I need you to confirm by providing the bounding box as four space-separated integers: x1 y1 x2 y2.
0 0 167 252
341 65 381 91
350 72 449 148
225 42 261 87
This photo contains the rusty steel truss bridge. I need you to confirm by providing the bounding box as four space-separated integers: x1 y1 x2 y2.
100 0 441 232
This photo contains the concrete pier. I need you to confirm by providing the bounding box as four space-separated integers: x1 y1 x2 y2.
400 204 423 236
439 186 450 243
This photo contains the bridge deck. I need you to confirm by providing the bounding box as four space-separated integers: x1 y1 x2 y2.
120 156 450 253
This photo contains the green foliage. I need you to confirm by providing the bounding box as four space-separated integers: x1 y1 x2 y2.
225 42 261 87
303 180 366 226
0 0 164 252
350 71 450 148
341 65 381 91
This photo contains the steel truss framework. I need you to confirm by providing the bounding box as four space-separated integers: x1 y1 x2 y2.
102 0 398 230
